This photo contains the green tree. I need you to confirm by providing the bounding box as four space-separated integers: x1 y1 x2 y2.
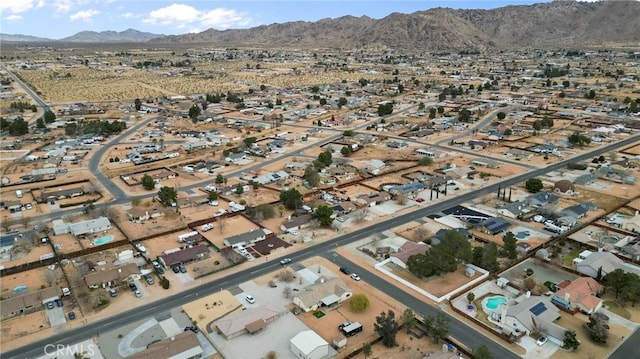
362 342 372 359
525 178 544 193
496 112 506 120
157 186 177 207
568 132 592 147
467 292 475 303
458 109 472 122
429 107 437 119
207 191 218 201
604 269 629 299
337 97 348 109
418 102 425 110
215 174 225 184
312 204 334 226
437 106 445 115
8 117 28 135
315 151 333 168
586 312 609 343
36 117 45 128
188 104 201 122
377 102 394 116
563 330 580 351
473 345 493 359
349 293 370 312
621 273 640 306
134 98 142 111
43 110 56 123
304 166 320 187
431 312 450 344
280 189 303 210
141 174 155 190
482 242 500 272
235 184 244 195
503 231 518 259
418 156 433 166
399 308 416 334
374 310 398 348
341 146 353 157
319 98 327 106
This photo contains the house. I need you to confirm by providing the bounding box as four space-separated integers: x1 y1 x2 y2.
390 241 429 269
365 159 386 175
213 305 280 339
471 158 500 169
388 182 425 196
622 214 640 233
280 214 313 233
293 278 352 313
0 287 60 321
290 330 330 359
552 277 604 314
158 245 210 268
84 263 139 288
127 206 165 223
479 217 511 235
516 242 532 254
353 192 391 207
128 331 203 359
223 228 270 248
554 180 576 195
576 251 640 278
562 205 588 219
225 153 247 163
39 187 85 202
55 216 111 237
501 295 565 345
526 192 559 208
498 202 530 219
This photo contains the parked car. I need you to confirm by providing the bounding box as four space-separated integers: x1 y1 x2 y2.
179 265 187 273
135 290 142 298
55 298 63 307
339 267 351 275
245 295 256 304
336 217 346 223
129 283 138 291
46 301 54 309
279 258 292 265
155 266 164 275
415 197 425 203
108 287 118 297
143 274 154 285
338 321 352 330
68 311 76 320
350 273 361 281
536 336 548 346
172 266 180 273
184 326 199 333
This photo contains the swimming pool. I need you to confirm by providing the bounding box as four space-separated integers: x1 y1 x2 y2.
485 296 507 310
93 235 114 246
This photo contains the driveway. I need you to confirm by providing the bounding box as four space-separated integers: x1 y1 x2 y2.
46 306 67 327
519 336 559 359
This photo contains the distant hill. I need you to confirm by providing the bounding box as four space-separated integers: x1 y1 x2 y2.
60 29 164 43
0 33 53 42
150 1 640 50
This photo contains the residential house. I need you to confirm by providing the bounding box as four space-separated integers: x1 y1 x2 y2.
552 277 603 314
352 192 391 207
280 214 313 233
390 241 429 269
526 192 559 208
554 180 576 195
479 217 511 235
622 214 640 233
223 228 270 248
128 331 203 359
213 305 280 339
39 187 84 202
501 295 565 345
575 250 640 278
53 216 112 237
225 153 247 163
158 245 210 268
388 182 425 196
497 202 530 219
290 330 330 359
471 158 501 169
127 206 165 223
293 278 352 313
0 287 59 321
365 159 386 175
84 263 139 288
562 205 588 219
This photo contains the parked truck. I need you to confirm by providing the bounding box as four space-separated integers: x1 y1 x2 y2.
16 190 23 198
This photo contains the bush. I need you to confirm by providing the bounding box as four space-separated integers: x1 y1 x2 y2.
349 293 371 313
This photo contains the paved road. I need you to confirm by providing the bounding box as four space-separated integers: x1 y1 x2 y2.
6 133 640 359
2 65 49 112
324 252 516 358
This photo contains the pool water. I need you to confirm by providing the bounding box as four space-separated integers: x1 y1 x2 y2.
93 235 114 246
485 296 507 310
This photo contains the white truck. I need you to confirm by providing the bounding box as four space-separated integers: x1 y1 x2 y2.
201 223 214 232
16 190 23 198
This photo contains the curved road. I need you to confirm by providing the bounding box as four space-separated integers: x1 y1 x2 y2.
5 133 640 359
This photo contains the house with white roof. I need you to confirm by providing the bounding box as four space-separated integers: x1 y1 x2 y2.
290 330 330 359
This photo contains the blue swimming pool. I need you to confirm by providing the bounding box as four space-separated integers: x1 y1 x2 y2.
93 235 114 246
485 296 507 310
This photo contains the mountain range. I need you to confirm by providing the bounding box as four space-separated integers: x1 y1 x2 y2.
0 29 163 43
2 1 639 49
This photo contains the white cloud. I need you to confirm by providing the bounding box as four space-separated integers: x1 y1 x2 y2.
120 12 137 19
0 0 35 14
5 14 24 21
143 3 251 30
70 9 99 21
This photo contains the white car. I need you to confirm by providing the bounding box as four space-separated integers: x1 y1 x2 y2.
350 273 361 281
536 336 548 346
245 295 255 304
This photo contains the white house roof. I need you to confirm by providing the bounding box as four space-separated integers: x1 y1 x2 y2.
290 330 328 356
68 216 111 236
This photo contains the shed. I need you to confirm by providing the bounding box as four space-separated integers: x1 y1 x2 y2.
290 330 330 359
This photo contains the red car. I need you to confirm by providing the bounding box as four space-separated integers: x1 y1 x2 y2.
415 198 425 203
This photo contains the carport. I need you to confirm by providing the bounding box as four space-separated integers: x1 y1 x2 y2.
320 294 340 309
246 319 267 335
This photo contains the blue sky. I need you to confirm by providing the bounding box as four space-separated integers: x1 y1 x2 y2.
1 0 602 39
